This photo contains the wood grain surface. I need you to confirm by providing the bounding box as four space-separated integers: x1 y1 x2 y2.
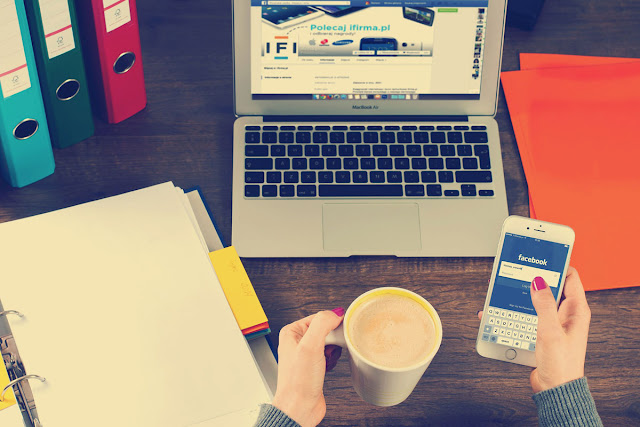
1 0 639 425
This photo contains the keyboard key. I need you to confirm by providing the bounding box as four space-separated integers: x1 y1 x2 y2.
412 158 427 169
246 126 261 131
454 125 469 130
447 132 463 143
387 171 402 183
456 171 492 183
461 184 477 196
419 125 435 130
322 145 337 156
414 132 429 143
299 126 313 131
305 145 320 157
288 145 302 156
361 158 376 169
464 131 488 143
385 125 400 130
438 171 454 183
279 132 294 143
405 185 425 196
267 172 282 183
246 146 269 157
353 171 368 183
474 145 489 155
296 132 311 143
446 158 461 169
479 190 494 197
245 132 260 143
381 132 395 143
245 172 264 183
281 126 295 131
397 132 412 143
280 185 295 197
404 171 420 183
292 158 307 170
424 145 439 156
479 154 491 169
245 158 273 170
326 158 342 170
350 125 365 130
390 145 405 156
444 190 459 196
356 145 371 156
463 157 479 169
457 145 472 156
297 185 317 197
437 125 452 130
370 171 385 183
336 171 351 183
316 125 330 131
373 145 388 156
284 171 299 183
263 126 278 131
427 184 442 196
245 185 260 197
344 158 359 169
431 132 446 143
347 132 362 143
313 132 328 143
339 145 354 156
363 132 379 143
318 172 334 183
333 125 348 130
318 185 403 197
367 125 383 130
421 171 437 182
309 158 324 170
262 185 277 197
406 145 422 156
429 158 444 170
440 145 455 156
395 158 410 169
271 145 286 157
330 132 345 143
301 172 316 183
402 125 418 130
378 158 393 169
471 125 487 130
262 132 277 143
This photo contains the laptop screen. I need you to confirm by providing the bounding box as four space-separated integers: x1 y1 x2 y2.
250 1 489 101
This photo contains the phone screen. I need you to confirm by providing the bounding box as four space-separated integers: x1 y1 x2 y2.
482 233 570 350
261 6 316 26
403 7 434 26
360 38 398 52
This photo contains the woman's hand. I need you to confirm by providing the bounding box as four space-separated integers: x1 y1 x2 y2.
271 308 344 427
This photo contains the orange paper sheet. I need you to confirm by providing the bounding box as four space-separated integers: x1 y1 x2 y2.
502 58 640 291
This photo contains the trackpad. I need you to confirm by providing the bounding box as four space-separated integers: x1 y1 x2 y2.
323 204 421 253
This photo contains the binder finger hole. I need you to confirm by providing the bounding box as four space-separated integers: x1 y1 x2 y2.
13 119 39 140
113 52 136 74
56 79 80 101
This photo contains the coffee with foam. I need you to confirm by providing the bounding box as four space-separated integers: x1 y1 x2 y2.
347 293 436 369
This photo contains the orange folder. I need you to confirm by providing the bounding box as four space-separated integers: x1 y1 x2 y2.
501 58 640 291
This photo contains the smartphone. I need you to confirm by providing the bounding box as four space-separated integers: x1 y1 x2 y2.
311 6 366 17
261 6 323 29
476 216 575 367
359 38 398 56
403 7 435 26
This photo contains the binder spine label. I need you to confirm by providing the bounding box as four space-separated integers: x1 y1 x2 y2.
38 0 75 59
0 0 32 99
103 0 132 33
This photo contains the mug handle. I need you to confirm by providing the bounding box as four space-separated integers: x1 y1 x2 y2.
325 323 347 347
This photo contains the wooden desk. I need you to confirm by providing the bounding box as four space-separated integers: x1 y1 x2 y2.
1 0 639 425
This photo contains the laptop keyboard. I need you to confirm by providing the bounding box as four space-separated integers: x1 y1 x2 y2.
243 124 495 199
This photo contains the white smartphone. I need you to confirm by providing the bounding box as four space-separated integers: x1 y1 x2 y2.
261 6 324 29
476 215 575 367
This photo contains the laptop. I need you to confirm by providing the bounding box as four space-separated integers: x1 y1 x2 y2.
231 0 509 257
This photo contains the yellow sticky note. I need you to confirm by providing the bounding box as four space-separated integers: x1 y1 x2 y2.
0 360 16 411
209 246 268 331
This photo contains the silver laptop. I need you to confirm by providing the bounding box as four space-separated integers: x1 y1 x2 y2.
231 0 509 257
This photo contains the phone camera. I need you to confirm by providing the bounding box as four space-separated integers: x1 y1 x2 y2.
402 42 408 47
527 227 530 229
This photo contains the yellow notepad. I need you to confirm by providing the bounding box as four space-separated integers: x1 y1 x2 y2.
209 246 268 332
0 361 16 412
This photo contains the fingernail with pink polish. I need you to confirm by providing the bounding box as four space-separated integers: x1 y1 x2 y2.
532 276 547 291
332 307 345 317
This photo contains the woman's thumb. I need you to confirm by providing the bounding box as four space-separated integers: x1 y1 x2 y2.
530 276 561 334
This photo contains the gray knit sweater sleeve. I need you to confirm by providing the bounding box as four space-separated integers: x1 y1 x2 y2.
532 377 603 427
253 404 301 427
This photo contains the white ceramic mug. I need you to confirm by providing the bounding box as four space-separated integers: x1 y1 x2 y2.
325 287 443 407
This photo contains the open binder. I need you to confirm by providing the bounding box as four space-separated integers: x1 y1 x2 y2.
0 183 276 426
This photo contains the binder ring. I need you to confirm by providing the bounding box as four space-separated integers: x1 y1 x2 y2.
1 375 46 401
113 51 136 74
56 79 80 101
0 310 24 318
12 119 39 140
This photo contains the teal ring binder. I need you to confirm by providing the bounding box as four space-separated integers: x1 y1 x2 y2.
12 118 39 140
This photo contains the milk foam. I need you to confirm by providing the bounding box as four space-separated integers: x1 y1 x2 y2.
348 293 436 369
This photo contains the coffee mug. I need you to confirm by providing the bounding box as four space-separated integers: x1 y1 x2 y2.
325 287 442 406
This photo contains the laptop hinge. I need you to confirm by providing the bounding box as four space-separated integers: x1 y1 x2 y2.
263 115 469 123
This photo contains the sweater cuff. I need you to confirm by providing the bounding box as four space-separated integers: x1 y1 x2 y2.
532 377 603 427
253 404 302 427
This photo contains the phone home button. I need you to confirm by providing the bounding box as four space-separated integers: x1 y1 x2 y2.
505 349 517 360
